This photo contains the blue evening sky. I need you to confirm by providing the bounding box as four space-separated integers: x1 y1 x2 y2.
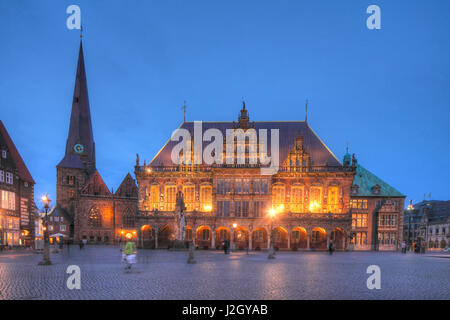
0 0 449 207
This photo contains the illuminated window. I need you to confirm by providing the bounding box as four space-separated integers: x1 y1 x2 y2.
350 199 368 209
201 228 210 241
183 186 195 211
88 207 102 227
0 190 15 210
164 186 177 211
150 185 159 210
309 187 322 213
351 232 367 245
68 190 75 199
254 229 265 241
272 185 285 208
200 185 212 211
290 186 303 213
352 213 368 228
328 186 339 212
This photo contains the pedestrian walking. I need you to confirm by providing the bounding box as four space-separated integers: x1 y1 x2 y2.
328 240 334 255
123 240 137 271
401 241 406 254
79 240 83 250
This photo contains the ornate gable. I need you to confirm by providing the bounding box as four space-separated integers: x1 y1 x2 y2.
115 173 138 198
81 171 111 196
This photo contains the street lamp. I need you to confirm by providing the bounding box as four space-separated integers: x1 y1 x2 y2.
38 194 51 265
268 208 277 259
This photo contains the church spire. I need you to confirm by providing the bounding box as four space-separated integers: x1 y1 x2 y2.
58 40 95 172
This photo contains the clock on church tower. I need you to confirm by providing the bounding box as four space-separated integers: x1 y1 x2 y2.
73 143 85 154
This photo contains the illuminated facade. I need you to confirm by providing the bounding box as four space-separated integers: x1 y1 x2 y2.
0 120 36 247
135 105 404 251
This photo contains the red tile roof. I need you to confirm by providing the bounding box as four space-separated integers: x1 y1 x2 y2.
0 120 35 184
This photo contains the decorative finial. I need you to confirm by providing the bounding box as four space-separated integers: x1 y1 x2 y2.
242 97 246 109
80 25 83 39
346 142 349 153
181 101 187 122
305 99 308 123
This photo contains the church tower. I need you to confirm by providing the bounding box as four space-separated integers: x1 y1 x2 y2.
56 40 95 215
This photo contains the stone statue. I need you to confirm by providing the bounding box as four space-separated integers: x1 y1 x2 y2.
176 190 186 241
136 153 140 166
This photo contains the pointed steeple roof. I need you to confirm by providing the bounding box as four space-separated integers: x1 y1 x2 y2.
57 40 95 172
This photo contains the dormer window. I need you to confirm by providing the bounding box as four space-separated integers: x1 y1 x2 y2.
351 185 359 195
1 150 6 159
372 184 381 195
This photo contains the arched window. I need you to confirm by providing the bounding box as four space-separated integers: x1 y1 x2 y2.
123 208 135 228
88 207 102 227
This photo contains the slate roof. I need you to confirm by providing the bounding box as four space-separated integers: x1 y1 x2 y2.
149 121 341 168
0 120 35 184
352 164 404 197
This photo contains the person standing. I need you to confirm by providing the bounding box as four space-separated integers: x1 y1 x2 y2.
328 240 334 255
401 241 406 254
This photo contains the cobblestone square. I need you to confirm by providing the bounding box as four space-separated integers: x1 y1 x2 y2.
0 246 448 300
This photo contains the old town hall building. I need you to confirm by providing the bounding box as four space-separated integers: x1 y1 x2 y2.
135 106 405 251
57 40 404 250
56 41 138 244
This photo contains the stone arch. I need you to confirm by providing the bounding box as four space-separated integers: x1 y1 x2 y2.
252 227 268 250
273 226 288 250
196 225 212 249
311 227 327 250
291 227 308 249
215 227 230 249
234 227 249 250
140 225 155 248
331 227 346 251
158 224 174 248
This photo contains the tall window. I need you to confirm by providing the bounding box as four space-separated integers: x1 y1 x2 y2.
290 186 303 213
217 201 231 217
5 172 13 184
123 208 135 228
200 185 212 211
235 179 242 194
150 185 159 210
0 170 4 182
67 175 76 185
0 190 15 210
183 186 195 211
272 185 285 208
253 201 267 217
216 179 223 194
309 187 322 213
234 201 249 217
351 232 367 245
88 207 102 227
352 213 368 229
165 186 177 211
327 186 339 212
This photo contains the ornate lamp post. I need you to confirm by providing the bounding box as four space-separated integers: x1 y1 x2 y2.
268 208 276 259
38 194 51 265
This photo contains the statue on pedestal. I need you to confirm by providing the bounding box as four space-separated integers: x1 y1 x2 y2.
175 190 186 241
